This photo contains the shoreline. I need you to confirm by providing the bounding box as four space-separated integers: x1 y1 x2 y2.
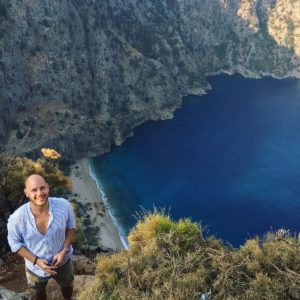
69 159 124 251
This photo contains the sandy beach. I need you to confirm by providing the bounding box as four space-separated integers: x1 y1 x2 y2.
69 159 124 251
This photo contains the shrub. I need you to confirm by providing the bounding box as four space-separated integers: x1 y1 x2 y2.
78 212 300 300
0 154 72 251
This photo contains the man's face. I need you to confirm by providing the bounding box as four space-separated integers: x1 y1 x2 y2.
24 175 49 207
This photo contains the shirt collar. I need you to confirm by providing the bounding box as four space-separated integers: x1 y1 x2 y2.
26 197 53 234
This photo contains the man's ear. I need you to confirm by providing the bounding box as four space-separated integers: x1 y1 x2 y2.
24 188 28 197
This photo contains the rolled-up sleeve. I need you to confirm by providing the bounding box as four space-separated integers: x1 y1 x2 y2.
67 201 76 229
7 214 25 253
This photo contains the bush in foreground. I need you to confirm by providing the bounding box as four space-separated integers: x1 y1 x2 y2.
78 213 300 300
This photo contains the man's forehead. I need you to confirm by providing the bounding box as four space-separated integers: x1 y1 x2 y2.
25 175 48 188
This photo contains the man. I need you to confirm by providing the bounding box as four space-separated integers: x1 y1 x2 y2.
7 174 76 300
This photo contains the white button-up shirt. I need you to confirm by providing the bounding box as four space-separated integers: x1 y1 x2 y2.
7 197 76 277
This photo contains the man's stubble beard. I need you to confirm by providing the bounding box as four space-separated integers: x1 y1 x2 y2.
30 195 49 208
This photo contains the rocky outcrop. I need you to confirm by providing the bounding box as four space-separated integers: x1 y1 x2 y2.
0 275 95 300
71 255 95 274
268 0 300 56
0 285 26 300
0 0 299 159
0 252 95 299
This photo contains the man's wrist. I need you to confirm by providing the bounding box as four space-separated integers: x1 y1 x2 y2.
62 247 70 253
33 256 38 265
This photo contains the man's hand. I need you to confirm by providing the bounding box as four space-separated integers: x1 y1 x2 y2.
16 247 58 275
36 258 58 275
51 249 67 267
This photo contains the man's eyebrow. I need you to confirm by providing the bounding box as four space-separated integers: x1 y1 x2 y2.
29 185 47 191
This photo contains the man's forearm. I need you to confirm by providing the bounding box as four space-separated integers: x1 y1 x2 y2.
17 246 37 264
64 228 75 249
51 228 76 266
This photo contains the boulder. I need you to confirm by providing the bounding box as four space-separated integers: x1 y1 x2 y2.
0 285 28 300
72 255 95 274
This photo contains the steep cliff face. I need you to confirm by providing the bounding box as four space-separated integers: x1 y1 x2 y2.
268 0 300 55
0 0 299 159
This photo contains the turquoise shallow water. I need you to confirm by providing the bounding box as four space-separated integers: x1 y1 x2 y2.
90 74 300 246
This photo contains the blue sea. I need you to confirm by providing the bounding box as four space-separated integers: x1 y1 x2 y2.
90 74 300 247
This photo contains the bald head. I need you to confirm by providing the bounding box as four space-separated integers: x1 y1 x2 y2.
25 174 48 188
24 174 50 207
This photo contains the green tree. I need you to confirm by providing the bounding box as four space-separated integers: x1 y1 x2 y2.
0 155 71 216
0 153 71 252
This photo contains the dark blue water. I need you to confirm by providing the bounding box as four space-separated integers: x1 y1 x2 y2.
90 75 300 246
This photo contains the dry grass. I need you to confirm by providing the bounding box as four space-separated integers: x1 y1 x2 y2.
77 213 300 300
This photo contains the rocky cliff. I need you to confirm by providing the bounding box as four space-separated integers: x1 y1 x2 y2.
0 0 299 159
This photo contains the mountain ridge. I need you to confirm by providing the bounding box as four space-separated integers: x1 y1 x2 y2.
0 0 299 159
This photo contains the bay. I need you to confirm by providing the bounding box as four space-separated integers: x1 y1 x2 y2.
90 74 300 246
